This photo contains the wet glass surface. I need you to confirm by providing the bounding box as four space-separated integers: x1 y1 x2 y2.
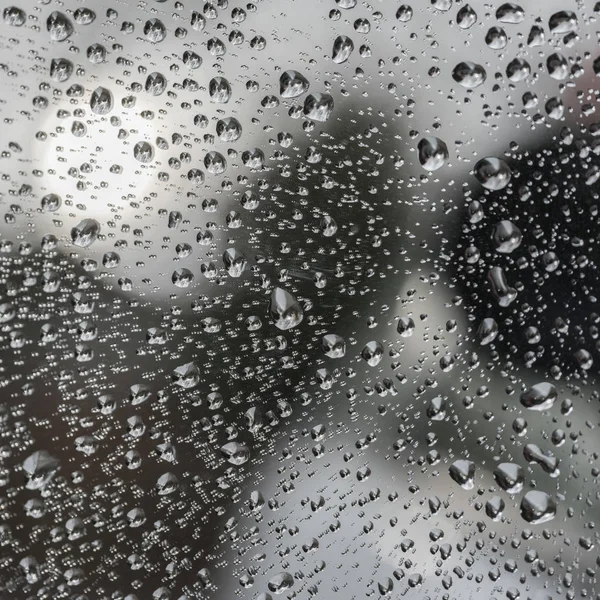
0 1 600 599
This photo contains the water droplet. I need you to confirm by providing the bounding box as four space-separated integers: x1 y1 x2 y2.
547 53 569 80
427 396 446 420
73 7 96 25
493 463 524 493
520 382 557 411
452 62 486 89
549 10 578 34
144 18 167 43
90 87 114 115
49 58 73 82
41 193 61 213
336 0 357 9
4 6 26 27
220 442 250 465
209 77 232 103
172 362 200 387
133 141 155 163
496 3 525 24
71 219 100 248
223 248 247 277
485 496 505 520
506 58 531 82
145 72 167 96
432 0 453 12
361 341 384 366
418 137 449 171
47 12 74 42
320 215 338 236
456 4 477 28
269 288 304 330
204 151 227 174
241 148 265 169
303 93 334 122
477 317 498 345
485 26 507 49
332 35 354 64
449 459 475 490
322 334 346 358
279 70 309 98
216 117 242 142
492 220 522 253
172 268 194 288
267 572 294 594
474 157 512 190
396 5 413 21
520 491 556 524
23 451 59 490
397 316 415 337
487 266 517 307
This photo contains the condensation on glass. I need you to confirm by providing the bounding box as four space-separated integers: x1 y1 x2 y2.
0 1 599 599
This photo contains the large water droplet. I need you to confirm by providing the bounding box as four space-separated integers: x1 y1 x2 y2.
322 334 346 358
477 317 498 345
474 157 512 190
172 362 200 388
223 248 247 277
485 496 505 520
520 491 556 524
547 53 569 80
418 137 449 171
268 572 294 594
303 93 334 122
204 151 227 174
449 459 475 489
171 268 194 288
50 58 73 82
23 451 59 490
452 62 486 89
506 58 531 82
73 7 96 25
496 3 525 24
487 266 517 307
456 4 477 28
361 341 384 366
3 6 26 27
492 220 522 253
47 12 74 42
332 35 354 64
396 5 413 21
523 444 559 477
432 0 453 12
485 26 507 49
242 148 265 169
269 288 304 330
209 77 232 103
71 219 100 248
549 10 578 34
41 193 61 213
221 442 250 465
216 117 242 142
280 70 310 98
144 18 167 43
133 141 155 163
145 72 167 96
90 87 114 115
397 316 415 337
493 463 524 493
520 382 557 411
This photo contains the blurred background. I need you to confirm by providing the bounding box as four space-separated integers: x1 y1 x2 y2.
0 0 599 599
